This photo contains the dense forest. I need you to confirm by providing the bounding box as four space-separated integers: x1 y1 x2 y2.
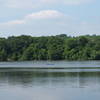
0 34 100 61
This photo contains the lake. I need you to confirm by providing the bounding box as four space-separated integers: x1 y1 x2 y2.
0 61 100 100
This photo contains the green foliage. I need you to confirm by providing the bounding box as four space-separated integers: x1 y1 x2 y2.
47 36 64 60
0 34 100 61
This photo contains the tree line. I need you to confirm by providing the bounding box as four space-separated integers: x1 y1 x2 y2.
0 34 100 61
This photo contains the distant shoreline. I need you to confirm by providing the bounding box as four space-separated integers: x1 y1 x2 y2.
0 34 100 61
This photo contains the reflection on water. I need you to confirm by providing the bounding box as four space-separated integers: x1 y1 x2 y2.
0 69 100 88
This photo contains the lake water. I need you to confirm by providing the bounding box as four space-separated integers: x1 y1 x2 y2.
0 61 100 100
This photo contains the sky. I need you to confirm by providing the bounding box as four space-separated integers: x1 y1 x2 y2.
0 0 100 37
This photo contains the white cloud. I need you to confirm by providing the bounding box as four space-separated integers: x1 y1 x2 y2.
40 0 92 5
0 0 93 8
1 0 37 8
64 0 92 5
1 20 25 26
25 10 64 19
0 10 64 26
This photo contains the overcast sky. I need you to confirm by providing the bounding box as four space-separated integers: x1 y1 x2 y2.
0 0 100 37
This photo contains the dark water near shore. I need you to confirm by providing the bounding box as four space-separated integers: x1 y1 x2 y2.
0 61 100 100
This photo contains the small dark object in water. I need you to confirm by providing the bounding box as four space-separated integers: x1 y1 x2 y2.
47 64 54 65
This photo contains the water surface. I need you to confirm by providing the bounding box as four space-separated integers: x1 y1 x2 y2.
0 61 100 100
